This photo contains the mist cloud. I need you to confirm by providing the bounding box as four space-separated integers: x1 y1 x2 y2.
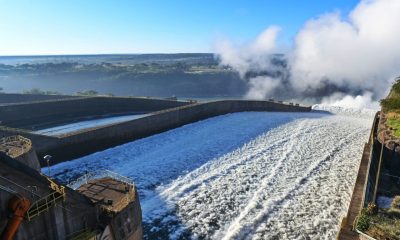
214 0 400 105
215 26 280 78
321 92 380 109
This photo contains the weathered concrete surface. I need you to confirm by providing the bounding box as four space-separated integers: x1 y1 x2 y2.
0 151 144 240
0 93 79 105
0 152 98 240
78 178 143 240
1 100 310 165
0 135 41 171
337 112 379 240
0 96 190 129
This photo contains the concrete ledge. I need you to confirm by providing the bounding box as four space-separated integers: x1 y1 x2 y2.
0 96 190 128
1 100 310 165
0 93 79 105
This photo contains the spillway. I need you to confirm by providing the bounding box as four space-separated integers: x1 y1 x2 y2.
34 113 149 136
47 106 375 239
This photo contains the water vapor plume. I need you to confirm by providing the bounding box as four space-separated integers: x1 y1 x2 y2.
214 0 400 106
321 92 380 110
215 26 281 78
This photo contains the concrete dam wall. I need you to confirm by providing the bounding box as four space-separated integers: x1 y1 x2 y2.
0 96 190 129
0 99 310 165
0 152 98 240
0 93 79 105
0 141 143 240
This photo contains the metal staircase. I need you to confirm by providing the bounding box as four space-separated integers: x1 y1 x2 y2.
26 176 66 221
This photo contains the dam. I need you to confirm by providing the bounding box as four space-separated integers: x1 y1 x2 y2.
47 106 375 239
0 93 314 240
34 113 150 136
0 95 309 165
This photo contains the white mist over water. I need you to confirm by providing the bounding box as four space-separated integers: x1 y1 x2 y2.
320 92 380 110
215 0 400 102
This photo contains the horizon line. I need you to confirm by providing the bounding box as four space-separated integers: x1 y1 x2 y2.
0 52 216 58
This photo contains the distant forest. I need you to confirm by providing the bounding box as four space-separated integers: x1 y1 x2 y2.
0 54 247 98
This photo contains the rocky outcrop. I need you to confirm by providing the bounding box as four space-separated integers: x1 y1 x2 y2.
377 112 400 152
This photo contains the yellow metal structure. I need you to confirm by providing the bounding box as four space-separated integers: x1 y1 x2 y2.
26 176 66 221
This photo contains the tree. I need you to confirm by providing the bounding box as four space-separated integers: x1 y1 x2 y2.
23 88 44 95
76 90 99 96
22 88 61 95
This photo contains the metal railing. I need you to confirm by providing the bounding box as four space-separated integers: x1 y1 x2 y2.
26 189 66 221
0 135 32 146
101 188 135 214
0 135 32 157
67 170 135 190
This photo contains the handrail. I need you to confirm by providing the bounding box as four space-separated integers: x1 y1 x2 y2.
101 189 135 214
68 170 135 190
0 135 32 147
26 189 66 221
0 135 32 158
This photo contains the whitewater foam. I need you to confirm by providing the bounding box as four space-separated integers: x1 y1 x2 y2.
47 106 374 239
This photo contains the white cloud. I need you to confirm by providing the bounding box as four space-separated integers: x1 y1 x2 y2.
291 0 400 96
214 26 280 77
214 0 400 104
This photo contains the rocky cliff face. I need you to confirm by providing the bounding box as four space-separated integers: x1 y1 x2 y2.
377 112 400 152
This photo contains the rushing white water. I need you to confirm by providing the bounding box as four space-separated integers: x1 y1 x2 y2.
34 114 149 136
47 107 375 239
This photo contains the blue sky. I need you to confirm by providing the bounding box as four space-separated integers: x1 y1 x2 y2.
0 0 360 55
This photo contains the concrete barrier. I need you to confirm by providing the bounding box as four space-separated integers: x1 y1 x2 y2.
0 96 190 128
1 100 310 165
0 93 78 105
0 152 98 240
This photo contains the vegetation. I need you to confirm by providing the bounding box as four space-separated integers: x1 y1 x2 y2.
358 200 400 239
0 57 245 98
381 98 400 111
366 214 400 240
358 208 372 232
387 112 400 137
380 78 400 138
389 196 400 218
357 203 377 232
23 88 61 95
381 78 400 111
76 90 99 96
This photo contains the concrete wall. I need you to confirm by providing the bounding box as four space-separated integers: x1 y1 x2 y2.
0 135 41 171
0 93 79 105
14 145 41 172
363 111 400 205
0 96 190 128
0 100 310 165
110 188 142 240
0 153 98 240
